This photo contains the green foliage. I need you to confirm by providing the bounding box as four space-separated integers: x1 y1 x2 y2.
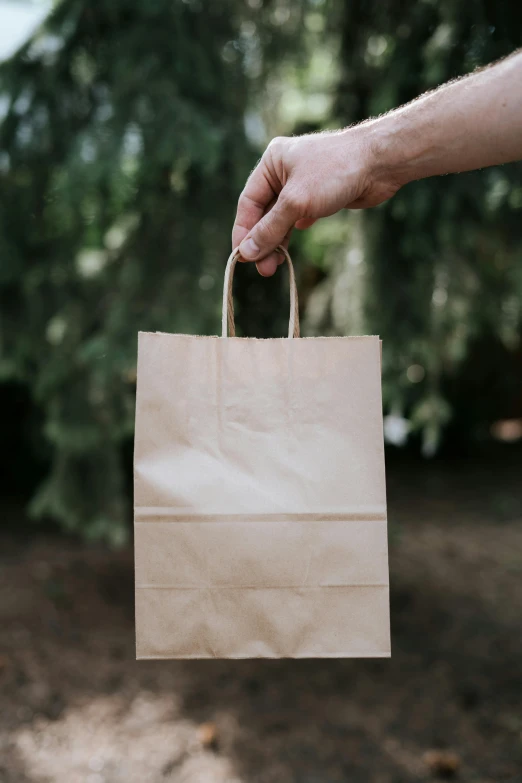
0 0 307 540
1 0 521 539
332 0 522 454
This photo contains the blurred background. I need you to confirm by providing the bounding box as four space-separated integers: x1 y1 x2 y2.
1 1 521 781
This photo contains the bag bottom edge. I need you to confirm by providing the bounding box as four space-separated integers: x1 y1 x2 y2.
136 652 392 660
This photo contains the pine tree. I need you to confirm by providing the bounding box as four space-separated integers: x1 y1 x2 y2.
307 0 522 454
0 0 307 541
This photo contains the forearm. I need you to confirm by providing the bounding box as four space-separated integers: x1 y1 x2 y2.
233 50 522 271
366 50 522 187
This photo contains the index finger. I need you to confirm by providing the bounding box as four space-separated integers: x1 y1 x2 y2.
231 157 278 250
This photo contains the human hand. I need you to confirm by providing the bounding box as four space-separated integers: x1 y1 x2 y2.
233 50 522 276
232 127 401 276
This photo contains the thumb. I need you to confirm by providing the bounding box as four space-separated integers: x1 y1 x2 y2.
238 188 301 261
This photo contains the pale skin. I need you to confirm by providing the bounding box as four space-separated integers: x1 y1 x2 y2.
232 50 522 277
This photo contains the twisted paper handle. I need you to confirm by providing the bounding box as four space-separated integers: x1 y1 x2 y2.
222 246 300 338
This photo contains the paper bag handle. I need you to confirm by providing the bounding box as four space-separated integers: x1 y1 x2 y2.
222 245 300 338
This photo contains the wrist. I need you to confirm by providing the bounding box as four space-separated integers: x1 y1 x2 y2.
365 112 432 189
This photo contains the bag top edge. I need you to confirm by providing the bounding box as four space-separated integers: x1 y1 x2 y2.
138 332 381 341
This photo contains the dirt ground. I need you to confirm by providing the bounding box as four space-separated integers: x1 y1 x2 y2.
1 452 522 783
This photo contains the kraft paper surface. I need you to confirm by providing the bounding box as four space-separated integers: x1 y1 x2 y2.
134 321 390 658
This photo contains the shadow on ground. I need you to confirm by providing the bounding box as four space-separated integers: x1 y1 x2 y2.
1 453 522 783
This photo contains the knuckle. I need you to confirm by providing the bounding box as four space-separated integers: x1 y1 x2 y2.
280 187 306 215
267 135 288 156
256 219 279 244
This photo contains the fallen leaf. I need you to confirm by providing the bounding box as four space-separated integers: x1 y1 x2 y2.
423 749 461 778
197 721 219 751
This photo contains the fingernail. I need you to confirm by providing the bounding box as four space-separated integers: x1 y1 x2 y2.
239 237 259 259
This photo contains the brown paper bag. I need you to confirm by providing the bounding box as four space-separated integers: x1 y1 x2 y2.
134 247 390 659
